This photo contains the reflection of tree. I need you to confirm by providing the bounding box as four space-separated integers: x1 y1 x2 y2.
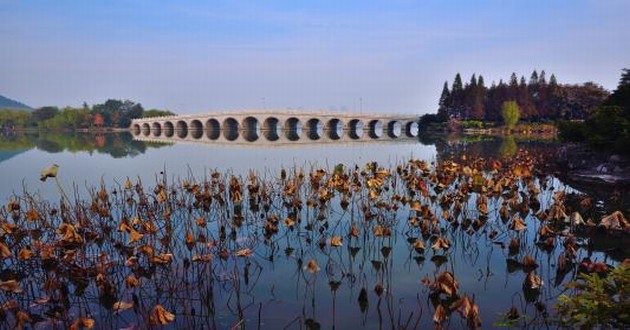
0 131 170 159
499 136 518 158
36 138 63 153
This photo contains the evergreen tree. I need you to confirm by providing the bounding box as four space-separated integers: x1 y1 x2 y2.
549 74 558 87
509 73 518 87
539 70 547 85
529 70 539 86
437 81 451 119
451 73 464 118
519 77 535 120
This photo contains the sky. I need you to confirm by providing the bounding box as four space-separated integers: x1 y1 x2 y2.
1 0 629 115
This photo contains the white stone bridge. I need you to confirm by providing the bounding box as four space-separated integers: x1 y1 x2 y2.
130 110 419 144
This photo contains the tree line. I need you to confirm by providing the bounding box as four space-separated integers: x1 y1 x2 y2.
558 68 630 153
0 99 175 130
437 70 609 122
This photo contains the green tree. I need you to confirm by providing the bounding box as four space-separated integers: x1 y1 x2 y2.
32 106 59 124
501 100 520 129
92 99 144 127
605 68 630 117
143 109 176 118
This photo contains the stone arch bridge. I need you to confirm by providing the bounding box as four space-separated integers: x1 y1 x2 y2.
130 110 419 144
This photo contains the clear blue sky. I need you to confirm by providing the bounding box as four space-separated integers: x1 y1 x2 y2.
1 0 628 114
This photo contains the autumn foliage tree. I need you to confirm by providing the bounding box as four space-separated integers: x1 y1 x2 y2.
437 70 609 122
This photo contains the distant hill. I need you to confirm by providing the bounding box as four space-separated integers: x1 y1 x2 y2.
0 95 32 110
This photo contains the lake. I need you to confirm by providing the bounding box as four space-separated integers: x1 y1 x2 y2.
0 131 627 329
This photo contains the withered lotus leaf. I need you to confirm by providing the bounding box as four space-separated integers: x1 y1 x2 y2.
26 208 40 221
409 200 422 212
349 224 360 238
413 239 425 253
185 231 195 245
373 225 384 237
126 275 140 288
149 304 175 325
433 304 448 325
522 255 538 268
192 254 213 263
235 248 253 257
509 215 527 231
548 204 568 222
18 248 33 261
432 237 451 251
112 301 134 311
0 242 11 259
451 295 473 318
0 280 22 293
150 253 173 264
127 228 144 244
330 236 342 247
599 211 628 230
569 212 585 226
125 256 138 267
40 163 58 182
305 259 320 274
69 317 95 330
137 245 155 256
57 223 84 244
508 238 520 255
538 225 554 237
434 271 459 297
16 310 32 329
523 271 543 290
1 299 18 311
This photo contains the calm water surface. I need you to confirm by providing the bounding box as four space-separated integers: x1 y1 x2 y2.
0 132 625 329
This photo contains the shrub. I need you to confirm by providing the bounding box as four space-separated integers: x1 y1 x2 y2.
555 261 630 328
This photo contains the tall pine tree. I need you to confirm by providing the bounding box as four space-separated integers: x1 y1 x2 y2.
438 81 451 120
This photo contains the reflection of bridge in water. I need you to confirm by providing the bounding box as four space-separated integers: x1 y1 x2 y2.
130 110 420 144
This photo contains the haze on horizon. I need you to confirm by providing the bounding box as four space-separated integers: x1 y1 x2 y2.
1 0 628 115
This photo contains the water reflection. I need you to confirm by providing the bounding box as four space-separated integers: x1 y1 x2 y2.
0 145 626 329
0 131 168 159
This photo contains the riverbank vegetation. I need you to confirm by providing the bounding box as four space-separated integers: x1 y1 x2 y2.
557 69 630 154
0 151 627 328
0 99 175 131
421 69 629 157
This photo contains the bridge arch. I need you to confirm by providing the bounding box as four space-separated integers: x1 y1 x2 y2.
405 121 419 137
223 117 239 141
141 123 151 136
306 118 323 140
387 120 402 138
205 118 220 140
163 121 174 137
242 116 260 142
152 122 162 137
176 120 188 138
262 117 280 141
132 124 141 135
348 119 364 139
368 120 383 139
190 119 203 139
284 117 302 141
326 118 344 140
